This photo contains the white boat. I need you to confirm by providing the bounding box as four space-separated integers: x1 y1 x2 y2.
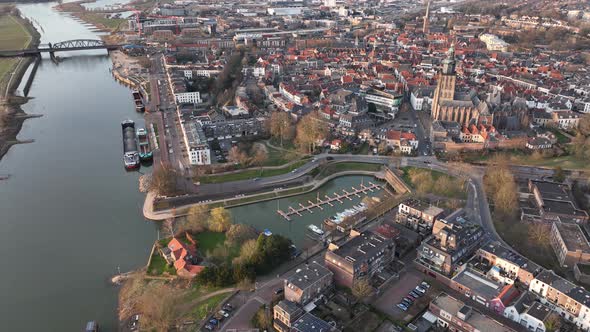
308 224 324 235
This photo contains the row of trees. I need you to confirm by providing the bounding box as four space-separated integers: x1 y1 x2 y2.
228 143 268 167
196 233 293 287
268 111 329 153
179 205 233 233
483 157 519 221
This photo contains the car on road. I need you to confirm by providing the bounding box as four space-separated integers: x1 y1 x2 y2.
327 156 334 161
253 178 260 181
274 288 284 295
397 303 408 311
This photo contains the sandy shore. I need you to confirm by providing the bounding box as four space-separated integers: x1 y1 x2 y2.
0 14 41 164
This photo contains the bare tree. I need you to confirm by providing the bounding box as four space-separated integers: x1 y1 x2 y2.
137 284 179 331
352 279 374 300
295 111 328 154
149 164 178 196
269 111 292 147
182 205 209 232
233 239 258 265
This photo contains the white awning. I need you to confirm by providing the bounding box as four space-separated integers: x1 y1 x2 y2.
422 311 438 323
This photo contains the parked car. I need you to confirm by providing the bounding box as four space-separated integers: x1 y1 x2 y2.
407 292 418 300
415 286 426 294
209 318 218 326
218 310 230 318
409 290 421 298
204 324 214 331
397 303 408 311
274 288 284 295
403 297 414 304
421 281 430 289
401 299 412 307
223 304 234 312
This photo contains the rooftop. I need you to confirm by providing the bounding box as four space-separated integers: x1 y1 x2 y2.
330 231 392 267
525 302 552 321
431 293 514 332
291 312 335 332
481 241 540 272
286 262 333 291
555 223 590 253
452 268 503 300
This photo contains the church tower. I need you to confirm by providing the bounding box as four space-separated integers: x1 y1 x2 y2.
423 0 431 34
431 44 457 120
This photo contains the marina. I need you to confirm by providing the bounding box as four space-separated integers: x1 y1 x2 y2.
277 181 383 221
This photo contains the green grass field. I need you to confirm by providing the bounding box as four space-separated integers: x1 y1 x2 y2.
196 160 308 184
0 15 31 93
318 162 382 178
194 231 226 254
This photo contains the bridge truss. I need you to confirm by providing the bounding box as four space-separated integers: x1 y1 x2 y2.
51 39 107 49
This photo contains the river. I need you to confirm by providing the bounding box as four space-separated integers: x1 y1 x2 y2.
0 3 384 331
0 3 156 331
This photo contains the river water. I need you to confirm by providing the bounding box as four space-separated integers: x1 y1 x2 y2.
0 3 156 331
0 3 383 331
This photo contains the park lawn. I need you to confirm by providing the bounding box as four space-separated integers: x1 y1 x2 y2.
400 166 446 185
147 251 176 276
194 231 226 253
196 160 308 184
511 154 589 170
0 15 31 91
190 293 231 320
318 162 382 178
264 143 301 166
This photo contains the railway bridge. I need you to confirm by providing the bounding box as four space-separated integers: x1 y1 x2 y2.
0 39 125 60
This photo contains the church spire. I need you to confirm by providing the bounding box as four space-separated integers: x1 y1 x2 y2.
441 43 456 75
423 0 431 34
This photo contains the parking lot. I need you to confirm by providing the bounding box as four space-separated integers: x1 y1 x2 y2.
374 268 434 321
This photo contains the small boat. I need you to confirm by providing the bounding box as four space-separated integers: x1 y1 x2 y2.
263 229 273 236
308 224 324 235
132 90 145 112
136 127 153 161
85 321 99 332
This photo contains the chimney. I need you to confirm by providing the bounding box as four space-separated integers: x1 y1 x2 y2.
349 229 361 239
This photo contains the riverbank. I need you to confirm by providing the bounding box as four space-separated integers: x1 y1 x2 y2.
0 9 40 163
54 0 127 33
144 169 386 221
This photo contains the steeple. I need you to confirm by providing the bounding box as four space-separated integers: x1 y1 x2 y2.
441 43 456 75
423 0 431 34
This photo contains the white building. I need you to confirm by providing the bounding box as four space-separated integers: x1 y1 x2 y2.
183 70 193 79
267 7 304 16
175 92 202 104
479 34 510 52
410 87 434 111
180 121 211 165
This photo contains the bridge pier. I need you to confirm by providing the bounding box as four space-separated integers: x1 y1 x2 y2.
49 51 59 64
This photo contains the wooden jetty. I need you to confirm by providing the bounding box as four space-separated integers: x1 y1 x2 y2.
276 182 382 221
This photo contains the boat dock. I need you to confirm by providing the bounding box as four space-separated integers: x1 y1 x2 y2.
277 182 382 221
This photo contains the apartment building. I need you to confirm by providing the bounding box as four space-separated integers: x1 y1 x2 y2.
477 241 541 285
529 270 590 330
529 180 589 224
429 292 517 332
284 262 333 305
417 218 485 276
550 222 590 267
397 199 444 232
324 230 395 288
